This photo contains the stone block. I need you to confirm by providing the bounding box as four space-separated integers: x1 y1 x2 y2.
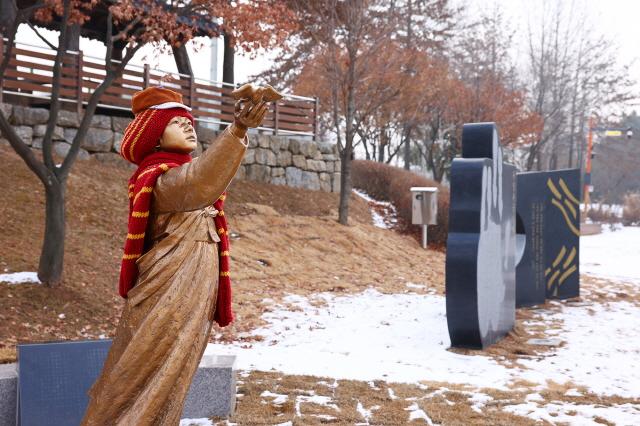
270 176 286 186
313 150 323 161
257 134 271 148
112 116 131 133
318 142 334 154
272 167 285 177
112 133 124 154
14 126 33 146
242 149 256 165
33 124 64 140
196 125 219 145
306 159 326 172
83 128 114 152
254 148 277 166
319 173 332 192
276 151 292 167
31 138 42 149
278 137 290 151
269 136 282 152
322 154 338 162
234 165 246 180
64 127 78 144
11 106 49 126
248 135 259 148
332 172 341 193
286 167 320 191
91 115 112 129
334 161 342 172
181 354 237 418
0 363 17 426
54 142 90 160
288 138 301 155
298 139 318 158
292 155 307 169
0 103 12 120
57 110 80 128
246 164 271 182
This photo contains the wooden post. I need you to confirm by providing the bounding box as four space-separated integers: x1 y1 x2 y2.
274 102 280 135
0 37 4 104
189 75 195 109
143 64 150 89
76 51 83 116
313 97 319 142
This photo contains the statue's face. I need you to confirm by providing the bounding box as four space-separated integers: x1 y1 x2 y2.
159 116 197 153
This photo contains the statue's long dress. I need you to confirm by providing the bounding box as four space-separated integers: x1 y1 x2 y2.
81 128 247 426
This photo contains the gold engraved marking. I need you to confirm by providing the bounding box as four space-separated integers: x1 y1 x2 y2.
547 179 562 199
563 247 577 269
547 270 561 289
552 246 567 268
564 198 577 219
559 178 580 205
551 198 580 236
559 265 577 285
545 268 551 277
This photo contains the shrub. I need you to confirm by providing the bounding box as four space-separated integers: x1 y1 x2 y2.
351 160 449 247
623 193 640 226
586 204 620 224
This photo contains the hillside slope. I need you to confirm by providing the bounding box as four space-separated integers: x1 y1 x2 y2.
0 146 444 362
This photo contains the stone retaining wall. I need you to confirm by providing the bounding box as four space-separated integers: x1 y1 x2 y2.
0 103 340 193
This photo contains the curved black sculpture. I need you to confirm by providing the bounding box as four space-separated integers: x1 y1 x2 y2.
446 123 516 349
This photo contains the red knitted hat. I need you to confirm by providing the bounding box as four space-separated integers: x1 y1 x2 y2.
119 87 194 164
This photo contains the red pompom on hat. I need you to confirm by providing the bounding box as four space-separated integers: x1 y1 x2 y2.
119 86 194 164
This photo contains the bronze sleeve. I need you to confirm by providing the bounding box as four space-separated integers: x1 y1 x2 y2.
152 127 248 213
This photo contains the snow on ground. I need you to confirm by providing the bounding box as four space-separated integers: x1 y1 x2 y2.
352 189 398 229
0 271 40 284
205 226 640 422
581 225 640 283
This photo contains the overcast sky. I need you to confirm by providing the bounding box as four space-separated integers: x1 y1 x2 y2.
14 0 640 109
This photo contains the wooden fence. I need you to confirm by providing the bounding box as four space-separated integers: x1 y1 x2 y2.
0 39 318 139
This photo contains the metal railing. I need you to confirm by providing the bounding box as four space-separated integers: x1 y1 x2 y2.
0 38 318 139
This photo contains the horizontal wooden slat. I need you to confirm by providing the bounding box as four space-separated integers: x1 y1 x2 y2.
2 43 317 138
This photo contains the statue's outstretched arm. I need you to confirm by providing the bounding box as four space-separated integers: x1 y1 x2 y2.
152 125 247 213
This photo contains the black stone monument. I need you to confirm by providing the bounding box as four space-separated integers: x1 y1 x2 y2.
446 123 516 349
515 169 581 307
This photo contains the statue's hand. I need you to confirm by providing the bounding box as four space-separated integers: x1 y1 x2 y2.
231 100 268 138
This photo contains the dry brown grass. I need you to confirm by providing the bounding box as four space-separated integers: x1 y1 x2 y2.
0 145 443 360
197 370 638 425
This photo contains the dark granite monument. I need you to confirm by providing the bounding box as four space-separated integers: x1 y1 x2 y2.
446 123 516 349
515 169 581 306
17 340 111 426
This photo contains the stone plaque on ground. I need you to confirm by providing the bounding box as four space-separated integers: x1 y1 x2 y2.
515 169 580 306
17 340 111 426
446 122 516 349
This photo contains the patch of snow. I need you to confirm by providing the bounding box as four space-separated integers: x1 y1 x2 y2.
272 422 292 426
179 419 214 426
294 394 339 417
504 402 640 426
0 272 40 285
352 189 397 229
468 393 492 413
581 226 640 283
564 388 582 397
207 288 640 399
406 283 426 289
261 390 288 404
525 393 544 402
58 313 65 319
356 401 379 424
405 402 434 424
387 387 398 400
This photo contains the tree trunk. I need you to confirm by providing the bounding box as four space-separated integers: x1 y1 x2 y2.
172 44 194 77
38 181 66 286
223 33 235 85
403 125 411 170
338 149 352 225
